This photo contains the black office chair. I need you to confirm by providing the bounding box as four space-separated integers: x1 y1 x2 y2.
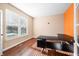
37 38 46 52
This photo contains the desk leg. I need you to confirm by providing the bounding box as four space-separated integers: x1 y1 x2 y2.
42 48 45 52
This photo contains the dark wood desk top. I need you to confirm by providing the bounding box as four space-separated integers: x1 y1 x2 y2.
46 39 63 43
37 35 58 40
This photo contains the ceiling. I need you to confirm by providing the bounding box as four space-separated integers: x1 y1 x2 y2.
11 3 71 17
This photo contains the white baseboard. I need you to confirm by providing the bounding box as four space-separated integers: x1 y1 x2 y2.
3 37 33 51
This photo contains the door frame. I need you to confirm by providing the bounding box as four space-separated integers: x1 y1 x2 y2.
0 10 3 55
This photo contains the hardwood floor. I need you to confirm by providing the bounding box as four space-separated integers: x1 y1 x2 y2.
3 38 73 56
3 38 48 56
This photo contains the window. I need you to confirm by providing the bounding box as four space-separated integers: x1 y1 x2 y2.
6 9 28 40
6 9 18 39
20 16 27 36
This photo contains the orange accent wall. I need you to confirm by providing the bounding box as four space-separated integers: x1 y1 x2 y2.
64 4 74 37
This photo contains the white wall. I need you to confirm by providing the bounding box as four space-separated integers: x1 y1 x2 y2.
33 14 64 38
